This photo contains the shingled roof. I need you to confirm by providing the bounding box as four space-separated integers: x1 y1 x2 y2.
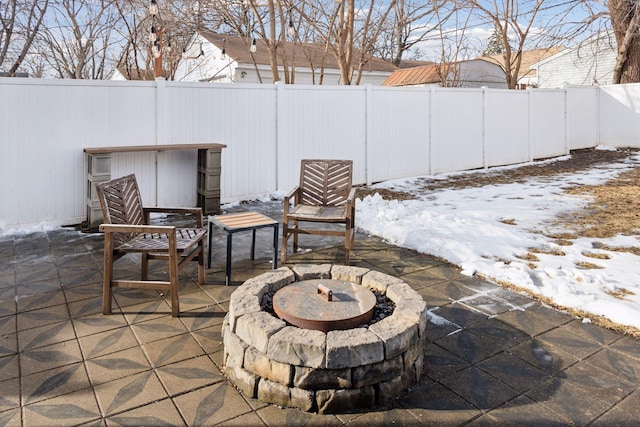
479 47 564 79
381 64 441 86
199 30 397 73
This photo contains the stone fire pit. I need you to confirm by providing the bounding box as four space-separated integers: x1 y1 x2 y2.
222 264 427 414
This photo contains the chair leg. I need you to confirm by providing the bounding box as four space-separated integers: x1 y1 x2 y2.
169 252 180 317
293 220 299 253
281 220 289 263
345 219 354 265
168 234 180 317
344 229 350 265
103 234 114 315
197 239 205 286
141 253 149 280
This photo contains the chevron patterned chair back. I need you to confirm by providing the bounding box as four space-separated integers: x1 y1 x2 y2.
281 160 356 264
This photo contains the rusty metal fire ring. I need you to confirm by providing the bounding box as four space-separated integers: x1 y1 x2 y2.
272 279 376 332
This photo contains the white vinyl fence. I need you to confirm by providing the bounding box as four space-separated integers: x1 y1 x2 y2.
1 78 639 229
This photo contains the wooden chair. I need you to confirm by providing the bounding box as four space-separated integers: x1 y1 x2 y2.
281 159 356 264
96 174 207 317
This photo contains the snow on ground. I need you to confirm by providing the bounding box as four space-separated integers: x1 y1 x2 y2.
357 147 640 330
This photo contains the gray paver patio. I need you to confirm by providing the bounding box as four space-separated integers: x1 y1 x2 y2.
0 200 638 425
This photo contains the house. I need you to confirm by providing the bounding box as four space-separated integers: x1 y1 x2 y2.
480 47 563 89
382 59 507 88
173 30 397 85
0 71 29 77
110 67 155 81
530 32 617 88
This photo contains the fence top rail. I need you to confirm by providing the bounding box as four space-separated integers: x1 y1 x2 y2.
84 143 226 154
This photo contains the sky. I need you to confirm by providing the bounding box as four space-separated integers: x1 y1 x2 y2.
356 146 640 332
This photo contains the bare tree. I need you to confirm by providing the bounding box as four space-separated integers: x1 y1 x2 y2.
382 0 452 66
461 0 574 89
609 0 640 83
112 0 206 80
209 0 294 83
36 0 119 79
0 0 49 76
112 0 152 80
296 0 397 85
433 7 475 87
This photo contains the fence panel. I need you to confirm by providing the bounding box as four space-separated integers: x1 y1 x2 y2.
0 79 158 227
367 86 430 183
0 82 20 227
530 89 567 159
485 90 530 167
566 85 599 150
430 88 485 174
163 82 277 204
276 85 367 191
3 78 640 229
599 83 640 147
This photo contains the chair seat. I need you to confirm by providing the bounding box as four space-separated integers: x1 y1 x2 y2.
116 228 207 252
289 205 347 222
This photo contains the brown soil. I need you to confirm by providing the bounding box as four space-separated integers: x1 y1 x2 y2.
359 147 640 337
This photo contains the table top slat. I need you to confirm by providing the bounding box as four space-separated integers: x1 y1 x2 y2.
84 143 226 154
210 211 278 231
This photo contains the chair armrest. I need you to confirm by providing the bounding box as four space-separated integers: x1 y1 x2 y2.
283 186 300 217
284 186 300 203
345 188 357 220
346 188 357 204
144 207 203 215
99 223 176 235
143 207 204 227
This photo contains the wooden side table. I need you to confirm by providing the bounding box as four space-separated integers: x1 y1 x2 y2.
207 211 279 286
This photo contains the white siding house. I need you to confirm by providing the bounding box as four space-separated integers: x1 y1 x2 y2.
174 30 397 85
480 47 563 89
382 59 507 88
531 31 617 88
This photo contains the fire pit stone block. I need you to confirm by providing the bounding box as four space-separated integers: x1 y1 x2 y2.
317 387 376 414
267 326 326 368
352 355 403 387
244 346 291 385
325 329 384 369
369 316 419 359
222 326 248 369
292 263 332 280
235 311 286 354
258 378 315 412
222 265 427 413
331 265 370 283
361 270 405 293
225 365 258 397
387 282 425 302
293 365 352 389
395 299 428 338
228 292 261 331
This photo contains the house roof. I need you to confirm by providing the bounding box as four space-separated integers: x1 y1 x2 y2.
396 59 435 69
382 58 504 86
478 47 563 78
198 30 397 73
115 67 155 81
381 64 440 86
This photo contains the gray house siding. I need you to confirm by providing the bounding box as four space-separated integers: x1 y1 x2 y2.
534 32 617 88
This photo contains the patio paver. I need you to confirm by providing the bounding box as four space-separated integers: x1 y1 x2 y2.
0 200 638 425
